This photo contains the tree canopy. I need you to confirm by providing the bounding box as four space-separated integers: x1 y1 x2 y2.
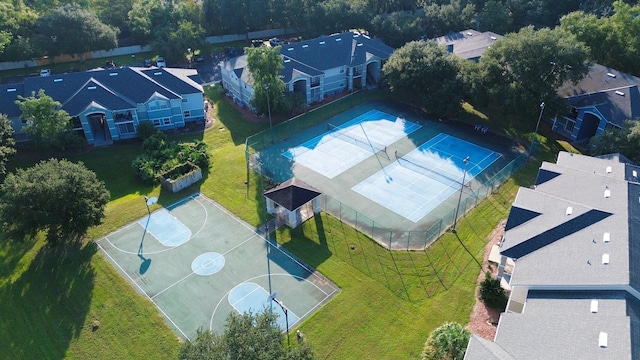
0 114 16 175
15 89 72 148
0 159 110 245
421 322 470 360
35 3 119 58
178 310 315 360
477 26 590 118
246 45 286 115
589 120 640 163
560 0 640 75
382 40 466 117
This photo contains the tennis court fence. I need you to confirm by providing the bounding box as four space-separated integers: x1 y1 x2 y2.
251 149 531 251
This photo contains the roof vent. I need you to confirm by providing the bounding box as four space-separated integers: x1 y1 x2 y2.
302 44 308 48
603 232 610 243
566 206 573 215
319 41 325 45
599 332 608 348
54 78 63 82
633 170 638 177
591 300 598 313
109 72 118 76
606 166 612 173
335 38 342 42
7 88 16 92
607 72 616 78
602 254 610 265
153 72 162 76
604 189 610 198
87 86 97 90
616 90 625 96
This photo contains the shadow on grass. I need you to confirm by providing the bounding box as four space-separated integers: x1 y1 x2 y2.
0 241 96 359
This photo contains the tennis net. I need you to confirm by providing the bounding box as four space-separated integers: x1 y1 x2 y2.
326 123 387 154
394 150 463 188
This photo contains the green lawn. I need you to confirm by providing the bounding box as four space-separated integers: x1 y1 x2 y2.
0 88 570 359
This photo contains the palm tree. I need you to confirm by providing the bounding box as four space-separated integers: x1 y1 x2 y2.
421 322 470 360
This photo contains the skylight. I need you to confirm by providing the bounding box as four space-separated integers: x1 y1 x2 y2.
109 73 118 76
607 72 616 78
153 72 162 75
287 48 293 51
591 300 598 313
335 38 341 42
604 188 610 198
599 332 608 348
603 232 610 243
490 36 497 40
302 44 308 48
7 88 16 92
634 170 638 178
87 86 97 90
566 206 573 215
319 41 325 45
616 90 625 96
602 254 610 265
54 78 63 82
606 166 612 173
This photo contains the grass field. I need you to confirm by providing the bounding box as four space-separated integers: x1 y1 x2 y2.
0 87 571 359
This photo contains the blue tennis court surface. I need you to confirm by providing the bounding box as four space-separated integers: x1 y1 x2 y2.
353 133 502 222
283 109 421 178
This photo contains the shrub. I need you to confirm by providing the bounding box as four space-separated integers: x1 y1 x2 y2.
421 322 470 360
136 121 158 140
479 271 508 310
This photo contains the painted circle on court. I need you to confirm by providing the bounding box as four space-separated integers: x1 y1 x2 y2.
191 252 225 276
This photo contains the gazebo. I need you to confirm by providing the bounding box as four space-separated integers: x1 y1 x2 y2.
263 178 322 228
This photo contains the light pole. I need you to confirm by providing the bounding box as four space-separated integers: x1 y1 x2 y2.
271 296 289 346
264 84 274 144
452 156 470 234
534 102 546 137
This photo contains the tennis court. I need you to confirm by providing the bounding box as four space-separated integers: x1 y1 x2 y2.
283 109 421 178
96 194 338 340
352 133 501 222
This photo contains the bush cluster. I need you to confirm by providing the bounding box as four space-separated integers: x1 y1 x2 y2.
132 132 209 184
479 271 508 310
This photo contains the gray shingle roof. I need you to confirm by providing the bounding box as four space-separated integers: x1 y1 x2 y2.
558 64 640 127
264 178 321 211
2 67 201 117
0 84 23 117
434 29 503 60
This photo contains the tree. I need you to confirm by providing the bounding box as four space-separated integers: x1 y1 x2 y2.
0 159 110 245
476 1 512 34
178 310 315 360
246 45 286 115
479 271 508 310
477 26 590 119
0 114 16 175
560 1 640 75
589 120 640 163
15 89 71 148
35 4 118 59
382 41 466 117
421 322 470 360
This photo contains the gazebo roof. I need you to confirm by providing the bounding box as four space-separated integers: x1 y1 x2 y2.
263 178 322 211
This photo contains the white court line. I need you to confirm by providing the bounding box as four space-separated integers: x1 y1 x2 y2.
95 241 191 341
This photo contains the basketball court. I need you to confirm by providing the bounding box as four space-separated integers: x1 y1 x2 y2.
96 194 338 340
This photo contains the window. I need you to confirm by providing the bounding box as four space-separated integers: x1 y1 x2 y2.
163 118 171 125
152 119 161 126
565 118 576 132
183 110 191 118
70 116 82 129
148 100 168 111
117 122 135 134
182 98 188 103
